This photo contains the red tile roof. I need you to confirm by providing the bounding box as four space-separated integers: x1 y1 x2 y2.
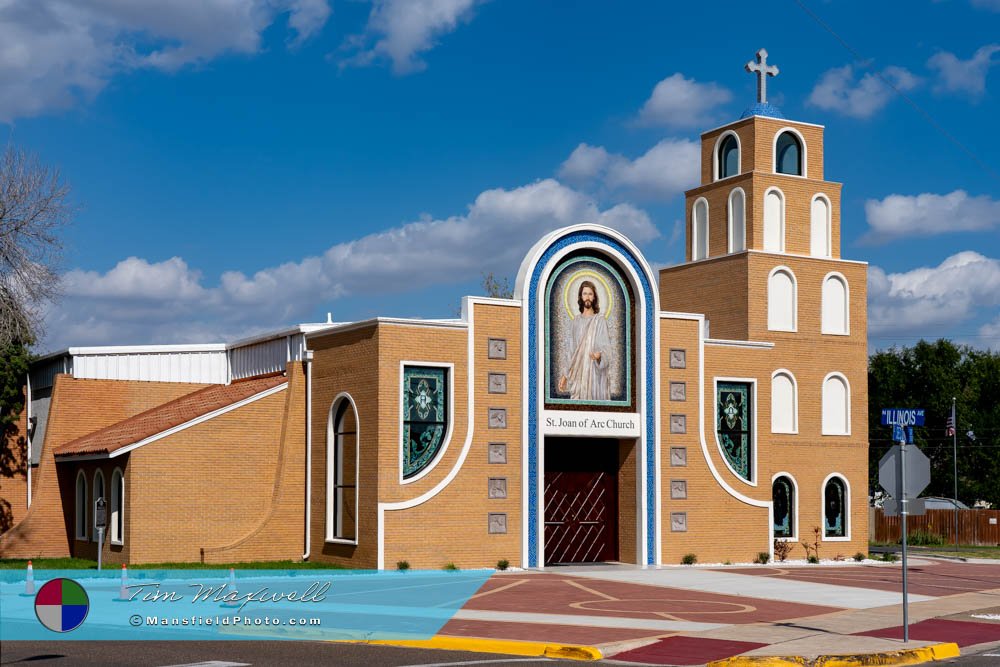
54 374 287 457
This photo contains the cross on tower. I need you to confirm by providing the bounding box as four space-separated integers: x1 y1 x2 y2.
745 48 779 104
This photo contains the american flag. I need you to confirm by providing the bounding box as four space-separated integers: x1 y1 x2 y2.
946 412 956 438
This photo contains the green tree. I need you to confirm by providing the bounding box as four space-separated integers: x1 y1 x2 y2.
481 272 513 299
868 340 1000 508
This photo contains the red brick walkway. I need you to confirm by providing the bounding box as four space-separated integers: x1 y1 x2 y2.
612 637 767 665
855 618 1000 647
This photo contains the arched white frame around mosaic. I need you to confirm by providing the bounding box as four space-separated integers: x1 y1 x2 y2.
821 472 852 542
327 391 360 545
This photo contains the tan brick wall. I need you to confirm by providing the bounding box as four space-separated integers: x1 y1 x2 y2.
699 117 825 185
309 325 380 568
124 384 288 564
0 376 204 559
617 439 637 564
382 302 522 570
660 254 748 340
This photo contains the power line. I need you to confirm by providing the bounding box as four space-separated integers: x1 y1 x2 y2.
791 0 1000 183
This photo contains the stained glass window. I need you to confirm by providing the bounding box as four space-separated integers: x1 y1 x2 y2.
824 477 846 537
717 382 752 481
403 366 449 479
773 476 794 538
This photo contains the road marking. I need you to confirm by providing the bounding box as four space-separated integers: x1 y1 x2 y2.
158 662 251 667
401 660 551 667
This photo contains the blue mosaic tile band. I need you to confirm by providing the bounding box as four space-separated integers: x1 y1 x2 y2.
527 230 657 567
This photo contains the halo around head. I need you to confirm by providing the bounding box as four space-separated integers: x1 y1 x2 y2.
563 269 614 320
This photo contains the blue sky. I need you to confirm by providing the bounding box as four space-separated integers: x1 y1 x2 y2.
2 0 998 352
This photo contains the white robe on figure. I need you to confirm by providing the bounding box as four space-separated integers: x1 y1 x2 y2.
562 313 612 400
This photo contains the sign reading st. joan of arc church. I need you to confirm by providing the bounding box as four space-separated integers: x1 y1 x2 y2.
545 255 631 407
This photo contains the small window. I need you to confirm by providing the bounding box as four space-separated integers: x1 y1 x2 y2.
775 132 802 175
822 373 850 435
822 274 849 334
810 195 831 258
773 476 795 538
728 189 746 253
767 268 796 332
75 471 87 540
402 366 449 479
93 470 105 542
693 199 708 261
328 398 358 542
718 134 739 179
717 381 752 481
111 468 124 545
824 477 847 538
771 371 797 434
763 188 784 252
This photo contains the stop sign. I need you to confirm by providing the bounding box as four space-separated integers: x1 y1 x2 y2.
878 444 930 500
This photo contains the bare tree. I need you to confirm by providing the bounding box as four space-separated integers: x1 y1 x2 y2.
0 144 73 345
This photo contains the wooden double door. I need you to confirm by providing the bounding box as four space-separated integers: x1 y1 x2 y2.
543 438 618 564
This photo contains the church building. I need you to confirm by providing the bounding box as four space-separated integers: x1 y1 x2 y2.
1 52 869 569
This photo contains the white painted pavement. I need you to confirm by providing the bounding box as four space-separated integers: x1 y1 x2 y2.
452 608 724 632
558 566 935 609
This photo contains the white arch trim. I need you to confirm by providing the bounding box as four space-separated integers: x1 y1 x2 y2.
516 224 661 568
822 371 852 436
728 187 747 253
821 271 850 335
810 193 833 258
398 361 455 485
713 377 759 487
771 471 799 542
772 126 808 178
75 470 87 541
692 197 710 261
770 368 798 434
111 467 125 545
767 265 798 332
713 130 742 181
327 391 360 545
92 469 105 542
821 472 852 542
762 186 786 253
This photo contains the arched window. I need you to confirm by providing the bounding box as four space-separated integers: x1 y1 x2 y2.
763 188 785 252
773 475 796 539
93 470 105 542
775 131 802 175
823 476 848 538
75 471 87 540
810 195 831 258
692 198 709 261
822 373 850 435
327 396 359 543
728 188 746 253
767 267 796 331
822 273 849 334
771 370 797 434
718 133 739 179
111 468 124 545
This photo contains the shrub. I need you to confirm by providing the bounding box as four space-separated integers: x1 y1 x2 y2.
681 553 697 565
396 560 410 571
801 527 822 562
496 559 509 571
882 552 898 562
773 539 793 562
853 552 866 562
443 562 459 571
754 552 770 564
807 555 820 564
906 529 946 546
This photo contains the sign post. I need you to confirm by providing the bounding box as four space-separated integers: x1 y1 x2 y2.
878 408 930 643
95 497 107 572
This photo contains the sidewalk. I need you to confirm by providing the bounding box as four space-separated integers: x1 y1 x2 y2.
409 557 1000 665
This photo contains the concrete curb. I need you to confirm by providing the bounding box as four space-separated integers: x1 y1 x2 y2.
707 642 960 667
359 636 603 661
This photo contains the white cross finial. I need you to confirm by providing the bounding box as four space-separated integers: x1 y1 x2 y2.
745 48 779 104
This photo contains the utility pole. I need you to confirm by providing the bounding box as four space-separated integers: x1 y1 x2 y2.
952 398 958 553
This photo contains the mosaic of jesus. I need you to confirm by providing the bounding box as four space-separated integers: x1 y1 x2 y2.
545 255 631 407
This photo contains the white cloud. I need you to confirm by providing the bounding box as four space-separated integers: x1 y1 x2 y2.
41 179 657 348
807 64 919 118
558 139 699 201
862 190 1000 244
979 314 1000 350
636 73 732 128
341 0 481 74
868 252 1000 339
927 44 1000 97
0 1 331 121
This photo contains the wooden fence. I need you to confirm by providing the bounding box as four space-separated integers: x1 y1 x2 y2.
871 508 1000 546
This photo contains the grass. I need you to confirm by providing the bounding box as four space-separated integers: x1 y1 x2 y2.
0 558 347 570
869 543 1000 560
